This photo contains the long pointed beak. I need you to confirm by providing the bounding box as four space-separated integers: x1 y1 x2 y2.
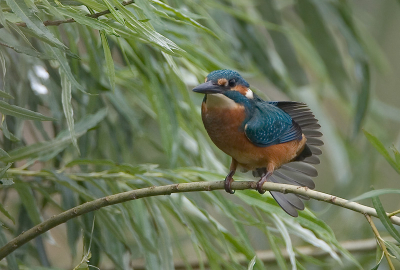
192 81 224 94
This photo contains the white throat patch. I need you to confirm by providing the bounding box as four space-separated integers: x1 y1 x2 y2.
245 88 254 99
205 94 238 109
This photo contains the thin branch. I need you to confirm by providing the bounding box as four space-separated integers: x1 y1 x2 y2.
389 209 400 217
365 214 395 270
1 181 400 260
0 0 134 29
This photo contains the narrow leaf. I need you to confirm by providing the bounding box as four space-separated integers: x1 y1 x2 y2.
61 70 79 154
15 181 42 225
384 240 400 261
351 189 400 202
100 32 115 91
247 256 257 270
5 0 66 50
0 100 55 121
0 109 107 163
0 227 18 270
372 196 400 243
0 89 14 99
58 7 116 34
0 201 15 224
49 46 87 93
363 130 400 174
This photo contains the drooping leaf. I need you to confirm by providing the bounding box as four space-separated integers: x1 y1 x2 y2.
0 100 55 121
100 32 115 92
364 130 400 174
0 109 107 163
372 196 400 243
351 189 400 202
0 89 14 99
61 70 79 154
5 0 67 50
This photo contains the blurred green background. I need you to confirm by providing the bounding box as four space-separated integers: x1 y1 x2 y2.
0 0 400 269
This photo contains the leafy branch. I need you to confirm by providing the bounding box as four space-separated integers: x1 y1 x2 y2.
1 180 400 260
365 214 395 270
0 0 135 29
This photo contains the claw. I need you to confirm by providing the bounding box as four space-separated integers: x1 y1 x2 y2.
256 171 272 194
256 180 266 194
224 170 235 194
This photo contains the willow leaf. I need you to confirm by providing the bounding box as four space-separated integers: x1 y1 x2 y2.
61 70 79 154
0 100 55 121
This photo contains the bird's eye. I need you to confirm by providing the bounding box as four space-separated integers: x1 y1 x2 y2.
228 79 236 87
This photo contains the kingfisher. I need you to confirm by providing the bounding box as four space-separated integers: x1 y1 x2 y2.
193 69 323 217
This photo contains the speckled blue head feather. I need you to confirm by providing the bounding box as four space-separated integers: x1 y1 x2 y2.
206 70 250 88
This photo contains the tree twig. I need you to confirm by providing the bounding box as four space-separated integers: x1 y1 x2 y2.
365 214 395 270
1 180 400 260
388 209 400 217
0 0 134 29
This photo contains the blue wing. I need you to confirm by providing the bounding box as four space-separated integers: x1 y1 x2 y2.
244 102 302 147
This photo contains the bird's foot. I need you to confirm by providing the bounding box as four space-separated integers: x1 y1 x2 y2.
256 171 272 194
256 179 267 194
224 170 235 194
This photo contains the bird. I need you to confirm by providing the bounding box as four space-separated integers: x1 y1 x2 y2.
192 69 323 217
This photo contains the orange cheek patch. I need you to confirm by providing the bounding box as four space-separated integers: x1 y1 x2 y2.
232 85 249 96
218 78 228 86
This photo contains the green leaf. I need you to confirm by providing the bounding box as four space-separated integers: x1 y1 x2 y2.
0 163 12 179
0 148 10 158
103 0 125 24
48 46 87 93
363 130 400 174
0 109 107 163
372 196 400 243
247 256 257 270
392 146 400 166
354 64 370 133
0 37 54 59
0 89 14 99
384 240 400 261
61 70 80 154
5 0 67 50
0 100 55 121
0 4 10 31
0 201 15 224
297 0 350 96
0 227 18 270
1 120 20 142
151 0 216 37
100 32 115 91
14 181 42 225
351 189 400 202
57 7 116 34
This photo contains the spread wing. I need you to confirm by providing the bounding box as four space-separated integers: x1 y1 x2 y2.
244 102 302 147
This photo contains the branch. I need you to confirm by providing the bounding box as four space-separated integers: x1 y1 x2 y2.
0 0 134 29
1 180 400 260
365 214 395 269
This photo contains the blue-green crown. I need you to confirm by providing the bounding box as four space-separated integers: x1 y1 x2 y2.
206 69 249 88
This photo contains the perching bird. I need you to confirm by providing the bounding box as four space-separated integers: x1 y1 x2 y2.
193 69 323 217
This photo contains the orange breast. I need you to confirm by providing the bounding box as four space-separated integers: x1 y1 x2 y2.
201 101 306 171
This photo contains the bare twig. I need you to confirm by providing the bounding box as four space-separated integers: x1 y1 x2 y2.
0 0 134 29
389 209 400 217
1 181 400 260
365 214 395 270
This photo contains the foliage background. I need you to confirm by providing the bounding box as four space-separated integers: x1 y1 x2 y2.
0 0 400 269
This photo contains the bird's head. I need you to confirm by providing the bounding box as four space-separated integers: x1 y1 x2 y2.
192 70 254 100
